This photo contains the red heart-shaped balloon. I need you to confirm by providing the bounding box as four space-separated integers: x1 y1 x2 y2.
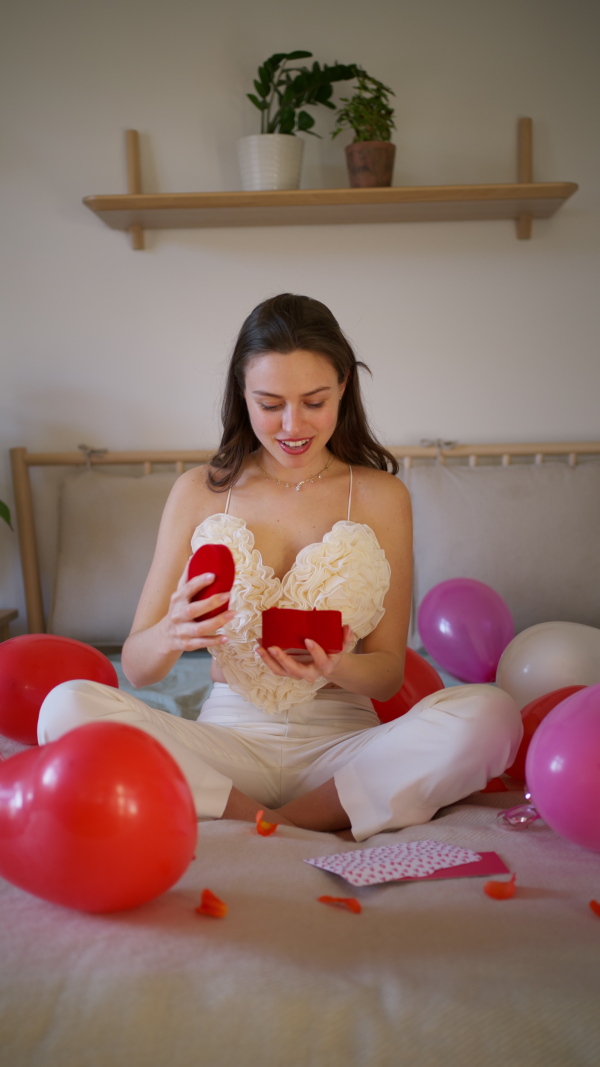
372 648 444 723
0 634 119 746
189 543 235 620
504 684 586 780
0 721 197 912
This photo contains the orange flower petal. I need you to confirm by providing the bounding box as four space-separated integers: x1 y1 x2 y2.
195 888 227 918
257 821 278 836
480 777 509 793
318 895 362 914
484 873 517 900
255 809 278 836
589 900 600 918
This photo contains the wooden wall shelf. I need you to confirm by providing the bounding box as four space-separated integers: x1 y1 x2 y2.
82 122 578 249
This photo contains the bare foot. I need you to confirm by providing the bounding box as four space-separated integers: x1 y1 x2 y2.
221 787 296 826
334 828 356 841
263 807 297 827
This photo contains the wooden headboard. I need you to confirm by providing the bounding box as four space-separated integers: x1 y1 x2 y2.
10 441 600 634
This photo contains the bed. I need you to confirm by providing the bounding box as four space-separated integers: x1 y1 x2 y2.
1 441 600 1067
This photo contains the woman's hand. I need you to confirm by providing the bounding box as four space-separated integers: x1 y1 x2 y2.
160 565 235 653
256 625 355 683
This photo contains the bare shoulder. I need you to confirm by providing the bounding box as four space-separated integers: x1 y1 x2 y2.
352 466 411 519
161 463 229 531
350 467 412 585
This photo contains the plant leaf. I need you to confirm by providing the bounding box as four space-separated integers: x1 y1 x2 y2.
297 110 315 131
264 53 290 71
280 83 296 104
0 501 12 529
253 79 269 99
278 106 296 134
247 93 268 111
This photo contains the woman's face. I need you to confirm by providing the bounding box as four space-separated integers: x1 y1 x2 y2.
243 350 344 470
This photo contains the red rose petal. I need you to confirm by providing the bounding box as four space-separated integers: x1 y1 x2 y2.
318 895 362 914
195 888 227 918
484 873 516 900
255 809 278 836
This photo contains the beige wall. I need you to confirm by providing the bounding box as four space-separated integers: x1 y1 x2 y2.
1 0 599 628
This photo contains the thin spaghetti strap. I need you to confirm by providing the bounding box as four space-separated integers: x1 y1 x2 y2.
224 486 233 515
347 465 353 521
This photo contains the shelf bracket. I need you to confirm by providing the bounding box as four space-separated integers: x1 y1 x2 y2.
517 117 533 240
126 129 144 250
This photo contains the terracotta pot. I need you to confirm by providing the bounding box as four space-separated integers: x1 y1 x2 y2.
345 141 396 188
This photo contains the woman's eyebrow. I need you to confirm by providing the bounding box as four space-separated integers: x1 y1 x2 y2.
251 386 332 398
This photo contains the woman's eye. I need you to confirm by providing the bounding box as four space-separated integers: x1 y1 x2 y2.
258 401 325 411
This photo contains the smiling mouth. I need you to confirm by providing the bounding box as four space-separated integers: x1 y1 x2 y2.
277 437 313 455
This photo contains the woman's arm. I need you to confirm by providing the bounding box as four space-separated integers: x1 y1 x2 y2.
121 468 234 688
257 471 413 701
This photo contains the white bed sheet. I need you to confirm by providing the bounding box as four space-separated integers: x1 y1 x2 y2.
1 776 599 1067
1 658 599 1066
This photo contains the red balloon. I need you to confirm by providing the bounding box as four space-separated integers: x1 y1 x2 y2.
505 685 586 781
373 648 444 723
0 722 197 912
0 634 119 746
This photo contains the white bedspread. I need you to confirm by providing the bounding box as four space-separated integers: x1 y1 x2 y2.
2 654 599 1065
1 749 599 1067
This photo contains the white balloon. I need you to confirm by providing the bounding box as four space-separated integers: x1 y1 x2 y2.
496 622 600 710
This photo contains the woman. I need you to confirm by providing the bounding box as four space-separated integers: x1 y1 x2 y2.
39 294 522 841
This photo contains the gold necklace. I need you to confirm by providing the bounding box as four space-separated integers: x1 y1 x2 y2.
256 453 333 492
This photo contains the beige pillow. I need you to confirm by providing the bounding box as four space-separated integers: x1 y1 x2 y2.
49 470 179 644
407 462 600 643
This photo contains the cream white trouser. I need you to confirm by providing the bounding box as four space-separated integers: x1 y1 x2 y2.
38 680 522 842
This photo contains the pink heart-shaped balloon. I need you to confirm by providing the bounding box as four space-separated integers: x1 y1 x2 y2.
0 721 197 912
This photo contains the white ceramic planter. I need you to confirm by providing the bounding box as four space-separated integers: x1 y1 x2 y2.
238 134 304 191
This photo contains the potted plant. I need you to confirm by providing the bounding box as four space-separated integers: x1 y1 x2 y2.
331 70 396 187
240 51 357 191
0 502 11 530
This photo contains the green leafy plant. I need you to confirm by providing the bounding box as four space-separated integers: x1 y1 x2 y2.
247 51 358 136
331 70 396 143
0 501 12 530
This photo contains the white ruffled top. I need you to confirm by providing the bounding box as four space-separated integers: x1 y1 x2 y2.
190 513 391 714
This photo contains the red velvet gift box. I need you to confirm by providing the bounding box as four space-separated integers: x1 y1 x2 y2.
261 607 343 655
188 544 235 620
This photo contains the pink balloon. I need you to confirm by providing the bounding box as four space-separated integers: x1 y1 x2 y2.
417 578 514 683
526 683 600 852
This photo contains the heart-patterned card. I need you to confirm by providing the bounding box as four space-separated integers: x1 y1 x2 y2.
305 839 508 888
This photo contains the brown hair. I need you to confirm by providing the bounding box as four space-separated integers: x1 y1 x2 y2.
208 293 398 490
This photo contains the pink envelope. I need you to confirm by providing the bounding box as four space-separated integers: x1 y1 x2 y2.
406 852 509 882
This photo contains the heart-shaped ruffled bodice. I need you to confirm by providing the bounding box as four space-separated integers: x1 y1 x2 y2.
190 514 391 714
